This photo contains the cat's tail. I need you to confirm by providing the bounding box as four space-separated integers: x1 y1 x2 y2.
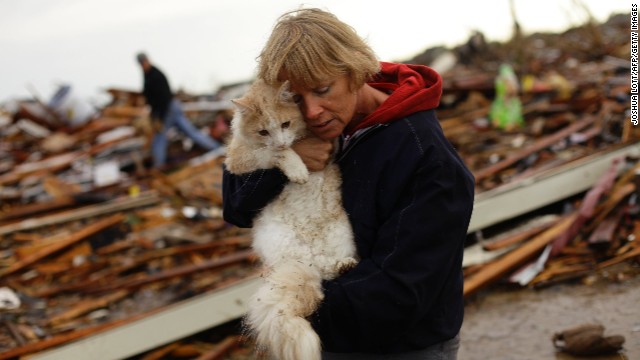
245 261 324 360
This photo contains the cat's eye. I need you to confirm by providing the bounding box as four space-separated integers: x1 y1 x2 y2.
258 130 269 136
281 121 290 129
292 94 302 104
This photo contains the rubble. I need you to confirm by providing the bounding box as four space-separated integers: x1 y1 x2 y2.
0 10 637 360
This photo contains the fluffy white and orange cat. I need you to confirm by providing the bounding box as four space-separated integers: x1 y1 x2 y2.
225 79 356 360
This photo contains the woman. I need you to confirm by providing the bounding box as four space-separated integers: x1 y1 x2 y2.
223 8 475 359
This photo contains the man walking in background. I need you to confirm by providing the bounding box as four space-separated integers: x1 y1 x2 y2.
136 52 221 168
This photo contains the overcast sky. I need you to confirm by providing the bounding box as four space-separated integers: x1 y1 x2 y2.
0 0 630 105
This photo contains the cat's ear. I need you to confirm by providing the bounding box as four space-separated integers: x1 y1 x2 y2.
231 98 253 114
277 80 295 105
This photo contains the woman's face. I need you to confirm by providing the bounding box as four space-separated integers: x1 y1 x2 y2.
288 74 358 141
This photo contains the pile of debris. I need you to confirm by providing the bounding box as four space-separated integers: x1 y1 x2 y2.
0 11 637 360
0 85 252 358
463 156 640 297
421 12 635 193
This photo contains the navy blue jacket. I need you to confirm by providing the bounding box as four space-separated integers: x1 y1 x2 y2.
222 109 475 354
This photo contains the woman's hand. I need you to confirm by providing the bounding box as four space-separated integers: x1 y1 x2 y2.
292 135 334 172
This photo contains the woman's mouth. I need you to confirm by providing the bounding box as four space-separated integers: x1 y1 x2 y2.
312 119 333 128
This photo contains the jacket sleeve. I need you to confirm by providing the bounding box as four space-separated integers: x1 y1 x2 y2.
310 145 475 351
222 167 288 228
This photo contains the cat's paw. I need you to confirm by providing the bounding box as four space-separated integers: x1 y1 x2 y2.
335 257 358 275
284 166 309 184
276 149 309 184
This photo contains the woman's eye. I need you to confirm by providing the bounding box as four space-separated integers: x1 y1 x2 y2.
281 121 290 129
258 130 269 136
315 86 330 95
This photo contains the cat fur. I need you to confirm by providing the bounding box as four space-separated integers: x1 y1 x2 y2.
225 79 357 360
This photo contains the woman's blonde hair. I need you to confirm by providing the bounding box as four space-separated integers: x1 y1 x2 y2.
258 8 380 91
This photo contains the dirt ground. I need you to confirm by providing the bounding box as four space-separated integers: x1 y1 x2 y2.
459 267 640 360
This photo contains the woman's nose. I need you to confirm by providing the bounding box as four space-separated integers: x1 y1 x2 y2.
303 99 323 120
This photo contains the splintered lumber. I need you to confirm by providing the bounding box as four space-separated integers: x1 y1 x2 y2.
0 196 76 221
530 266 595 288
584 182 635 234
194 335 241 360
140 342 182 360
597 245 640 270
482 216 559 251
0 152 82 186
85 249 255 294
550 158 621 255
588 215 619 245
473 116 596 183
2 320 26 346
0 193 110 222
101 105 147 118
463 213 577 297
0 306 154 360
48 290 129 326
33 236 252 297
0 214 124 277
0 192 159 236
104 88 145 106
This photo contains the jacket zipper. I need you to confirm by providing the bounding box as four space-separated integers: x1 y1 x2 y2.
335 124 387 163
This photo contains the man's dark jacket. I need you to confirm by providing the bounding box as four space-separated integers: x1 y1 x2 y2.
142 65 173 120
222 62 475 354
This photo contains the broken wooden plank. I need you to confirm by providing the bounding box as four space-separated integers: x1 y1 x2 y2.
25 277 262 360
85 249 255 294
468 142 640 232
48 290 129 326
482 216 559 251
464 212 578 297
0 192 159 236
0 214 124 277
596 245 640 270
0 316 133 360
0 196 76 222
587 215 620 246
0 151 82 186
2 320 26 347
550 157 621 256
139 342 182 360
33 236 251 297
194 335 241 360
0 193 110 222
530 267 595 289
584 182 634 234
473 116 596 183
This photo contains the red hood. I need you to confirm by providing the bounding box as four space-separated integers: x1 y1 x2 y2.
349 62 442 135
